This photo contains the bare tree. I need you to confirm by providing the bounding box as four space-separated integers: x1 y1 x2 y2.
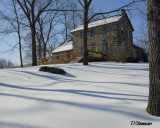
146 0 160 117
58 0 82 41
36 11 58 58
0 0 24 67
69 2 81 29
60 10 71 41
12 0 23 67
78 0 92 65
16 0 56 66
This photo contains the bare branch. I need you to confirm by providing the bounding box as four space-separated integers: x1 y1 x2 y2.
88 0 136 22
78 0 84 8
44 9 82 12
17 0 32 24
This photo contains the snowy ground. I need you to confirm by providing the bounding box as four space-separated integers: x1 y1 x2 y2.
0 62 159 128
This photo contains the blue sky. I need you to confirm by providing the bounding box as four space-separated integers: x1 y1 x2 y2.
0 0 147 65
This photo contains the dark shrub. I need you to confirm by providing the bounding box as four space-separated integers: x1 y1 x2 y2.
39 66 66 75
39 66 51 72
50 67 66 75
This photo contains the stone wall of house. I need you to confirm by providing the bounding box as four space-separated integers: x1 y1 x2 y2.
71 14 134 62
115 14 134 61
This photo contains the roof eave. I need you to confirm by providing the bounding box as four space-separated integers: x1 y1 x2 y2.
71 15 122 33
52 49 73 54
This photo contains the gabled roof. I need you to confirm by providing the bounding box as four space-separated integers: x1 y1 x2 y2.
125 14 134 31
71 15 122 33
52 40 73 54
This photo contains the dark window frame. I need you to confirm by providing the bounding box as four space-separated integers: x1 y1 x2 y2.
102 26 107 35
128 30 130 38
121 41 125 51
121 26 124 34
91 29 95 37
120 18 124 23
103 41 108 52
80 31 83 39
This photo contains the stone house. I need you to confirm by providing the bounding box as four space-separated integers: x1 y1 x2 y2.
71 9 138 62
38 9 145 65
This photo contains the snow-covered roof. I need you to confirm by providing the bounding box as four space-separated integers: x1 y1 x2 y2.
71 15 122 33
52 40 73 54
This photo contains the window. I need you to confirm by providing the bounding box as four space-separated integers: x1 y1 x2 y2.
121 41 125 51
120 18 124 23
121 26 124 34
91 30 95 37
80 32 83 39
102 27 107 35
81 46 84 55
140 51 142 56
128 30 130 38
90 43 97 52
103 41 108 52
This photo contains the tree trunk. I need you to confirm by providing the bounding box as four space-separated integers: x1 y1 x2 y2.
83 5 89 65
43 43 47 57
31 23 37 66
18 32 23 67
31 1 37 66
38 37 42 60
146 0 160 116
16 11 23 67
65 13 68 41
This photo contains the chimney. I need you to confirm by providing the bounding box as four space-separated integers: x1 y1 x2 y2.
121 9 126 15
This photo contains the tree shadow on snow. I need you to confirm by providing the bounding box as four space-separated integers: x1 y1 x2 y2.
0 82 148 102
88 64 149 71
0 121 40 128
9 70 148 87
0 92 158 121
63 65 149 78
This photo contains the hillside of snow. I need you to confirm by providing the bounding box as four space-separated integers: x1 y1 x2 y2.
0 62 159 128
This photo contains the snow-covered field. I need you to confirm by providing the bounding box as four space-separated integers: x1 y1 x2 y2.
0 62 159 128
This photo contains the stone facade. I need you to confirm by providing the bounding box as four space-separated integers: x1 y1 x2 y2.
71 10 135 62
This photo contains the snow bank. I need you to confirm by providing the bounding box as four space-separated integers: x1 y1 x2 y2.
0 62 159 128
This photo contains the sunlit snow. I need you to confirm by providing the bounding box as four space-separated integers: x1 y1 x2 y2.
0 62 159 128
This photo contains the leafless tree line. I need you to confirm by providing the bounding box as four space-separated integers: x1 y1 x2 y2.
0 0 83 67
0 58 14 68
